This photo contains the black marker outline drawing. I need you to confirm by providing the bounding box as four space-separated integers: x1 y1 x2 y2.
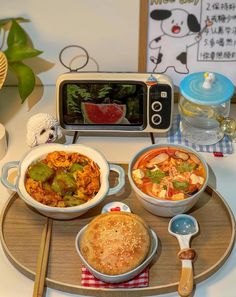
149 8 202 74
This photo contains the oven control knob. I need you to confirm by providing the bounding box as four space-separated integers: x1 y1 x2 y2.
151 101 162 112
151 114 162 125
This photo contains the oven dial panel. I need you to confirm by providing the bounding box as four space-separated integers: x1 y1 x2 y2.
149 84 172 130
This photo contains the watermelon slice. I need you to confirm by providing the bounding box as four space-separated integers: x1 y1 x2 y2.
81 102 126 124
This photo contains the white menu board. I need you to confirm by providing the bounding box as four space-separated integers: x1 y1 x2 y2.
147 0 236 87
197 1 236 62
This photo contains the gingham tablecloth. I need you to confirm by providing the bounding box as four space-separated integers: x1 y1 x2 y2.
81 266 149 288
167 115 234 154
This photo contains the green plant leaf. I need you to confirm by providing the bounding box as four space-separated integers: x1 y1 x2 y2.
77 87 91 99
0 17 29 30
0 17 44 103
5 46 43 62
98 85 112 99
0 17 29 26
7 20 28 47
9 61 35 102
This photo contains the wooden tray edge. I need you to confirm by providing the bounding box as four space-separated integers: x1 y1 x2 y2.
0 186 235 297
0 193 36 280
194 186 236 284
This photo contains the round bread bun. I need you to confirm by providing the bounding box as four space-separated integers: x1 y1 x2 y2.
80 211 151 275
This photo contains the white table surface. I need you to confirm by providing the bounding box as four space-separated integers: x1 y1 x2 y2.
0 86 235 297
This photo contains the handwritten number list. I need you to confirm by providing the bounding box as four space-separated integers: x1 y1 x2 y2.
198 1 236 61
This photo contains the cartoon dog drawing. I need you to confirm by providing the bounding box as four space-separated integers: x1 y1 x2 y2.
149 9 201 74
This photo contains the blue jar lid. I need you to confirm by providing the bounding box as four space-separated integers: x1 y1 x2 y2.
180 72 234 105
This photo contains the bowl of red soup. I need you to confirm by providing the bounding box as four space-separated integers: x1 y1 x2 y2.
128 144 208 217
1 144 125 220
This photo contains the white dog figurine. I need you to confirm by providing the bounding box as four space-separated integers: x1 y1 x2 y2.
26 113 63 147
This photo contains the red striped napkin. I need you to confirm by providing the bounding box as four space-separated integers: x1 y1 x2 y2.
81 265 149 288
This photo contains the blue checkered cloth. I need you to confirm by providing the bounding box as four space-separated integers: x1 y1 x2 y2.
166 115 234 154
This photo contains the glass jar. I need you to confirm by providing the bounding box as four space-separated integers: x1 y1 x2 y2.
179 72 234 145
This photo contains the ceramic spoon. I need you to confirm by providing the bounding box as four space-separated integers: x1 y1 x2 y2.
168 214 199 297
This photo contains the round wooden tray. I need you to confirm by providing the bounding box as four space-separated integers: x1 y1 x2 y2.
0 165 235 297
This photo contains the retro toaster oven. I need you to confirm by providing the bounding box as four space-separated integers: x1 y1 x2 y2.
56 72 174 133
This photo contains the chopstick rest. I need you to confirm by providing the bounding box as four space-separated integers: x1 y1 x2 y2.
33 218 53 297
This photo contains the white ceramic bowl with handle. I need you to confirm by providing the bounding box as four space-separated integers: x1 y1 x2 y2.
128 144 209 217
1 143 125 220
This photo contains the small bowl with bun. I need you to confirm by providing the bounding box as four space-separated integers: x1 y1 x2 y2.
128 144 209 217
75 211 158 283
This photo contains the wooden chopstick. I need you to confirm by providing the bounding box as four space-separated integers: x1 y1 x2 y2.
33 218 53 297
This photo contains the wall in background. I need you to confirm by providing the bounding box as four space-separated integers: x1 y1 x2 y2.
1 0 140 86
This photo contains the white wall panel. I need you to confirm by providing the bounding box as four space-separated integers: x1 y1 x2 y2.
1 0 140 86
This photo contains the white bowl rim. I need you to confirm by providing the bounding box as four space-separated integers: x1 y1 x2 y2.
128 143 209 206
75 224 158 281
16 143 110 213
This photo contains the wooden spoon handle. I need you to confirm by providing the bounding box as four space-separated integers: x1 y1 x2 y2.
178 261 193 297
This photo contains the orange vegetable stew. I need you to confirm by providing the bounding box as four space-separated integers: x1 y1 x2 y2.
132 147 206 201
25 151 100 207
